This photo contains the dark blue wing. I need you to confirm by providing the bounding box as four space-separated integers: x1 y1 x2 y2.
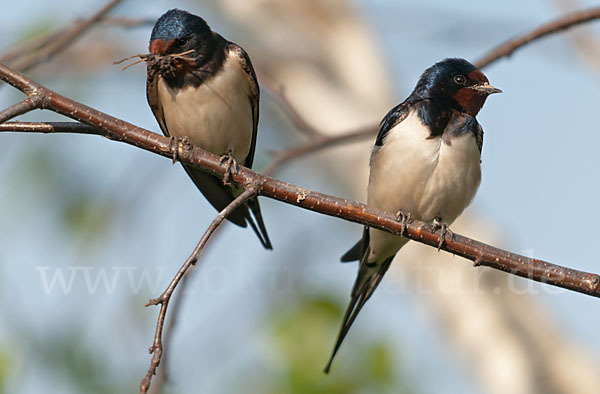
442 113 484 154
374 101 410 147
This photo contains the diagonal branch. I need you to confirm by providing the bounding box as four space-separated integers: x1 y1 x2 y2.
0 62 599 298
262 125 377 176
260 6 600 175
148 271 189 394
553 0 600 79
259 73 325 138
139 186 259 394
1 0 124 72
0 30 64 64
0 99 41 124
474 6 600 68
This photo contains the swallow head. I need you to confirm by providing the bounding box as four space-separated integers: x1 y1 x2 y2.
149 9 214 62
414 58 501 116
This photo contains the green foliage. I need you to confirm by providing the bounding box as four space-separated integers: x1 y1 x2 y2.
60 196 113 249
18 20 54 42
11 146 115 250
0 347 8 394
30 329 132 394
255 294 414 394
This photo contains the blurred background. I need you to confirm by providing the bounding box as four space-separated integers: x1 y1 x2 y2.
1 0 600 393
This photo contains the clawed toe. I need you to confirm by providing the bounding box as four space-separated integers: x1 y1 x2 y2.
169 136 178 163
169 136 192 164
433 216 453 251
221 150 238 186
395 211 411 236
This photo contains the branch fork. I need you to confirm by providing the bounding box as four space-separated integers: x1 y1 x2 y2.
139 186 259 393
2 6 600 393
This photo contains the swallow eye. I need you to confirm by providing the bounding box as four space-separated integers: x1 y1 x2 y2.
176 36 191 46
454 75 467 85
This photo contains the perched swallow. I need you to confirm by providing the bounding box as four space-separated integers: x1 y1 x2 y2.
324 58 501 373
146 9 272 249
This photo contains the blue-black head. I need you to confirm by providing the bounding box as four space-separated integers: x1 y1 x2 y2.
149 9 214 59
412 58 501 116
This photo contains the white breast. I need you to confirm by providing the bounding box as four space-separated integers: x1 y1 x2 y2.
418 131 481 223
368 110 441 217
157 52 254 163
366 110 481 262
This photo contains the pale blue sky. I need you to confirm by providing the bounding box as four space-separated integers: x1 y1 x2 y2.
1 1 600 393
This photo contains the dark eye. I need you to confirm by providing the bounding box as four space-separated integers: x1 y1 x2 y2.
454 75 467 85
177 36 191 46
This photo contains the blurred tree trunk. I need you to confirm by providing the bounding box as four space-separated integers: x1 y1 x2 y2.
209 1 600 393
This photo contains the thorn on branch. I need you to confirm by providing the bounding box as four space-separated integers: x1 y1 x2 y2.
297 190 308 203
145 297 163 307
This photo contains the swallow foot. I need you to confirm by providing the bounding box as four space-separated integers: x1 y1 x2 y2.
432 216 453 251
168 136 178 163
168 136 192 164
395 211 411 236
220 150 238 186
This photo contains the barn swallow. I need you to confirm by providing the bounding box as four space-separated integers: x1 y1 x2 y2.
146 9 272 249
324 58 501 373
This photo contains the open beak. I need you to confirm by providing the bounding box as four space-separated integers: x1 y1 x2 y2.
471 82 502 95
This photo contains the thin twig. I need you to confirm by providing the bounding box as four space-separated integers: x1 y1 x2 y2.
474 6 600 68
0 30 64 64
2 5 598 393
261 6 600 175
114 49 196 72
0 121 104 135
147 223 227 394
3 0 123 72
0 100 42 124
263 125 377 176
147 274 188 394
259 73 325 138
0 14 150 66
99 16 156 28
0 63 598 299
139 186 259 394
553 0 600 79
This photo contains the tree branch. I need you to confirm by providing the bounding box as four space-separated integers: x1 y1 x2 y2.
259 73 325 138
3 6 599 394
0 100 41 124
261 6 600 175
262 125 377 176
1 0 124 72
0 62 599 298
97 16 156 28
474 6 600 68
147 272 189 394
0 121 105 135
139 186 259 394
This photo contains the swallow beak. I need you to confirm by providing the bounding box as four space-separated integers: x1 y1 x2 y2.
471 82 502 95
